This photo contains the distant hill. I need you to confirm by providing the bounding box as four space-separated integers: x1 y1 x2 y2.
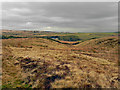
1 30 118 42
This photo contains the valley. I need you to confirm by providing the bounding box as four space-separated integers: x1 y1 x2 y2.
1 30 119 88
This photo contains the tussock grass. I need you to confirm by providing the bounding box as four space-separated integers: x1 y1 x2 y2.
2 36 118 88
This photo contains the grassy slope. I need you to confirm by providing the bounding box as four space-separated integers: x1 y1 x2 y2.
74 36 118 63
2 36 118 88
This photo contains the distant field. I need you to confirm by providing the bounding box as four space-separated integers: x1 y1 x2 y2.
2 30 118 44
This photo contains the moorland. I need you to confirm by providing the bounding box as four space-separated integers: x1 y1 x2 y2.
2 30 119 88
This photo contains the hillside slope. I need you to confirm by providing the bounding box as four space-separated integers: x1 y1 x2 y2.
2 37 118 88
74 36 118 63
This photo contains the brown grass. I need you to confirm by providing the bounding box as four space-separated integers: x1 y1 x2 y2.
2 36 119 88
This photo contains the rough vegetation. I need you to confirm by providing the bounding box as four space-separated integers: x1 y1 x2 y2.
2 30 119 89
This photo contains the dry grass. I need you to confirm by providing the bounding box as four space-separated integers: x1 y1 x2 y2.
2 36 119 88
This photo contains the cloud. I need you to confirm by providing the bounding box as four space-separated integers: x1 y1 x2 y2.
10 8 30 12
49 17 72 23
26 22 32 25
1 2 118 32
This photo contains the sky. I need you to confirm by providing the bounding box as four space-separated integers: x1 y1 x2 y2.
1 2 118 32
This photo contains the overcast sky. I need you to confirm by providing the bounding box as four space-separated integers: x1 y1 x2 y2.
2 2 118 32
